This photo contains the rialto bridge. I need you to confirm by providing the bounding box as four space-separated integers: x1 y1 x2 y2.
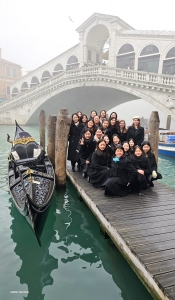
1 13 175 124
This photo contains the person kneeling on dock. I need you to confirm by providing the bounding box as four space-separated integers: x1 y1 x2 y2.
88 139 112 188
141 141 162 187
103 145 137 197
130 146 152 196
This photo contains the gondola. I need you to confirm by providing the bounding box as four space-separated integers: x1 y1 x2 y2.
8 121 55 246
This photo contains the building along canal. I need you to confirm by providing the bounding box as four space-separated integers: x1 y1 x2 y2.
0 125 174 300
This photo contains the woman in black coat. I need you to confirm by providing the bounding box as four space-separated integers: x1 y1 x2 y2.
109 117 119 136
88 139 112 188
79 119 95 139
78 129 96 177
142 141 162 186
127 116 144 146
103 145 137 197
67 113 84 171
118 120 127 144
130 146 152 195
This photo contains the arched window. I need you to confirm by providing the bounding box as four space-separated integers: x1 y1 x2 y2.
12 87 19 96
66 56 79 70
163 46 175 75
138 45 160 73
140 45 159 56
41 70 51 81
166 47 175 58
53 64 63 76
30 76 39 87
21 82 29 91
118 44 134 55
116 44 135 70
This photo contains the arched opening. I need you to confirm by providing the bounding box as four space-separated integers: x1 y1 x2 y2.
41 70 51 82
53 64 63 76
138 45 160 73
30 76 39 88
162 46 175 75
86 24 109 66
12 87 19 97
66 56 79 70
21 82 29 92
116 44 135 70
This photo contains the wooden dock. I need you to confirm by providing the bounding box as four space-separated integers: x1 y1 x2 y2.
67 166 175 300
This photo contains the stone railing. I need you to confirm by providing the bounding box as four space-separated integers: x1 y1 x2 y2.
0 66 175 112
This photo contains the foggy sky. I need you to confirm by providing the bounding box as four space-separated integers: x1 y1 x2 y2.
0 0 175 129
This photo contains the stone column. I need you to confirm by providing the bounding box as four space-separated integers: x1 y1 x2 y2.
158 54 164 74
148 111 160 164
108 24 117 67
78 31 85 67
55 109 71 188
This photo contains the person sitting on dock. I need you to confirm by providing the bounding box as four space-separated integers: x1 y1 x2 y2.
88 139 112 188
103 145 137 197
141 141 162 187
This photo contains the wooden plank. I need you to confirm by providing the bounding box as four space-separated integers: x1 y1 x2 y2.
138 249 175 264
146 259 175 276
165 286 175 299
66 167 175 300
155 271 175 288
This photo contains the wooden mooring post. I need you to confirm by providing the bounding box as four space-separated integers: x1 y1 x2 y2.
47 115 57 168
39 110 46 151
148 111 160 164
55 109 71 188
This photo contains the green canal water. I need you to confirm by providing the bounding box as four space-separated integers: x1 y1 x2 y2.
0 125 174 300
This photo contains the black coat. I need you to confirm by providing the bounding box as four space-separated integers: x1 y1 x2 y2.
102 128 112 142
103 156 137 196
127 126 144 146
145 152 157 171
130 155 152 190
67 123 84 161
118 131 127 144
79 139 96 161
89 151 112 187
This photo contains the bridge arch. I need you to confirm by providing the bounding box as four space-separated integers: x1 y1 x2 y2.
12 87 19 97
138 44 160 73
53 63 63 76
163 46 175 75
41 70 51 82
86 24 110 65
30 76 40 87
116 43 135 69
23 81 172 124
21 82 29 91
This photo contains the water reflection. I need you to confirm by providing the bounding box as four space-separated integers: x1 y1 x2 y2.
10 194 58 300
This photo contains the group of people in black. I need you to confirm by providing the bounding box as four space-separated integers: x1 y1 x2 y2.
67 110 162 197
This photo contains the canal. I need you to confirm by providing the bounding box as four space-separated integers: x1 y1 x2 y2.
0 125 174 300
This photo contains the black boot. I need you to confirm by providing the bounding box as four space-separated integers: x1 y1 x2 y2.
72 166 75 172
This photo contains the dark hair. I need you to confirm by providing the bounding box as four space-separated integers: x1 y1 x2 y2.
96 139 108 157
109 112 117 119
71 113 79 122
119 120 127 133
90 110 97 117
115 144 124 152
99 110 106 117
141 141 152 154
134 145 143 153
102 118 109 124
81 114 88 122
128 138 135 144
112 134 120 141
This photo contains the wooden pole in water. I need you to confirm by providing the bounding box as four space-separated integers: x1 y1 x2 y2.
166 115 171 130
148 111 160 164
55 109 71 188
39 110 46 151
48 115 57 168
